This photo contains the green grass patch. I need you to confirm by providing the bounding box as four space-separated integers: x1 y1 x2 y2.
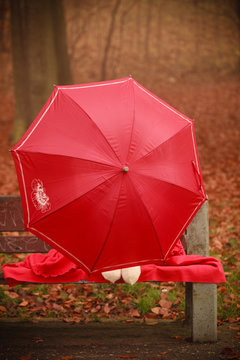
218 270 240 320
0 287 21 306
30 284 49 295
121 283 161 315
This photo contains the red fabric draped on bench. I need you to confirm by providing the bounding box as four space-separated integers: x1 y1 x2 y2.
2 245 225 286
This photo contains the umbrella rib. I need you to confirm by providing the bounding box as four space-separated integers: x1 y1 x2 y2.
28 226 91 273
128 177 165 260
126 76 135 163
133 171 203 197
133 80 192 124
58 78 129 90
89 174 124 273
132 123 191 165
17 150 121 170
29 172 120 227
60 90 122 165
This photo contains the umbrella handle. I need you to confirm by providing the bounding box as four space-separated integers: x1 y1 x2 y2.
192 161 203 191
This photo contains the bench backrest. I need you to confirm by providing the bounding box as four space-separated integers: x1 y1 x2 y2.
0 195 209 256
0 195 51 253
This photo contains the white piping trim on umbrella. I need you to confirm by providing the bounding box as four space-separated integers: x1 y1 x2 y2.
91 257 165 273
190 125 206 197
58 78 129 90
15 151 31 227
15 89 59 151
133 80 192 124
12 90 59 228
29 226 91 273
15 79 129 151
190 124 200 173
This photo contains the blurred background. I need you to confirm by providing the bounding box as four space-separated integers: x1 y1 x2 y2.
0 0 239 322
1 0 240 245
0 0 239 190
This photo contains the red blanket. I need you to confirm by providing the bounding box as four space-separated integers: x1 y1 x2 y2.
2 246 225 286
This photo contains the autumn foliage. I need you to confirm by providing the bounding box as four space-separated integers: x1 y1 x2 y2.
0 0 239 330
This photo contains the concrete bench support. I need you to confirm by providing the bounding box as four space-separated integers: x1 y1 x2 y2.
192 282 217 342
185 201 217 342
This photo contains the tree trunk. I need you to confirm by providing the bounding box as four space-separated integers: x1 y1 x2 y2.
101 0 121 81
10 0 72 142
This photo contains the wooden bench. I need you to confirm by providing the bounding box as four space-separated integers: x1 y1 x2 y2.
0 195 217 342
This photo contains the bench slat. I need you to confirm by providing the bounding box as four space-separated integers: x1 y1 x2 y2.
0 236 52 253
0 195 25 231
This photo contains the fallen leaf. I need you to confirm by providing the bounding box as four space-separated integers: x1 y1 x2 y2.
4 291 19 299
19 300 29 307
159 299 172 309
19 355 31 360
103 304 111 314
106 293 113 299
73 306 82 314
90 306 99 313
151 307 161 315
128 308 141 318
52 303 65 312
228 318 238 323
171 335 181 339
229 326 240 331
144 313 157 320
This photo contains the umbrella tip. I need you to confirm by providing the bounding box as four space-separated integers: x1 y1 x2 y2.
122 166 129 173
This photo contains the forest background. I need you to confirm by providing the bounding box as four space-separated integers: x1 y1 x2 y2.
0 0 239 326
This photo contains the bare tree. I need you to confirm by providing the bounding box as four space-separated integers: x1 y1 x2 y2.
10 0 72 142
0 0 9 52
145 1 152 61
101 0 121 81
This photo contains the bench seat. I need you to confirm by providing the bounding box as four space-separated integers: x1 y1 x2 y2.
0 195 225 342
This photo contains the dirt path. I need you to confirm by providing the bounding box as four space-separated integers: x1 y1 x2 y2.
0 320 239 360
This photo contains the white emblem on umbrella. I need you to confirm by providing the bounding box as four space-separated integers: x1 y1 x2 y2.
31 179 51 213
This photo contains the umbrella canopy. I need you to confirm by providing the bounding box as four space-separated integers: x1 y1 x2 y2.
12 77 207 274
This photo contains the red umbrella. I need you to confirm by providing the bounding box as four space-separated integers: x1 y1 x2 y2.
11 77 207 275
